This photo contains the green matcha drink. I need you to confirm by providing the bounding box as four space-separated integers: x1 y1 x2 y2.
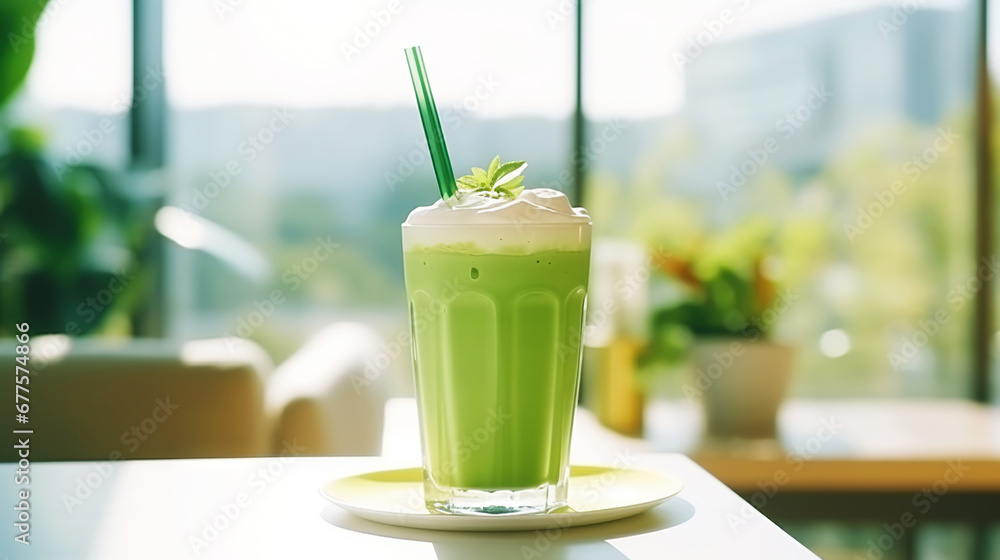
402 160 591 514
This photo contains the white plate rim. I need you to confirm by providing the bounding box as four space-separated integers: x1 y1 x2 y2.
320 465 684 532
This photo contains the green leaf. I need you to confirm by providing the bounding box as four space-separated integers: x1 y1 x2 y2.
0 1 49 111
495 185 525 199
495 160 526 180
471 167 488 182
456 177 481 191
486 156 500 183
496 175 523 191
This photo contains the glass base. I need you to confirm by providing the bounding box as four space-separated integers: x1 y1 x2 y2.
423 477 567 515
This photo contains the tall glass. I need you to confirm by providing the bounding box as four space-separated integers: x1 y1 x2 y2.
402 222 591 515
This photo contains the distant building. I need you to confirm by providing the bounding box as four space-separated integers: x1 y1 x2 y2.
683 7 974 179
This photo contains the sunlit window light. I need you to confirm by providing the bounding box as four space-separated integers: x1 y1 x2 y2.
819 329 850 358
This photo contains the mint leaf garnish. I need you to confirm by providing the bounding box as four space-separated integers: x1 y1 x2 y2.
495 160 526 179
486 156 500 181
456 156 528 200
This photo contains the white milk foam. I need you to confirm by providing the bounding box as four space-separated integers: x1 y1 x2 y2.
402 189 591 254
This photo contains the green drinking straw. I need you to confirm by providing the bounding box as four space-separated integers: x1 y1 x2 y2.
405 46 457 200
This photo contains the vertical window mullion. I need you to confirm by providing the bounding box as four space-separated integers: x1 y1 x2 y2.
130 0 165 170
973 0 993 403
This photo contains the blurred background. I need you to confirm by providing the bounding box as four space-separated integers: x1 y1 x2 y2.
2 0 1000 558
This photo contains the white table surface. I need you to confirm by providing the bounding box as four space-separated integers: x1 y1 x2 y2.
3 454 816 559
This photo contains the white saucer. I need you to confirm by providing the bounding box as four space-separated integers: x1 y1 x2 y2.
320 465 684 532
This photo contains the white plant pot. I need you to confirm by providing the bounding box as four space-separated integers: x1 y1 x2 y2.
689 339 795 440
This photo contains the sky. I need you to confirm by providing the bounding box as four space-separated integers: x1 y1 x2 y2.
24 0 972 120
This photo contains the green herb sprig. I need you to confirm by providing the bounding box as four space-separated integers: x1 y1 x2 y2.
455 156 527 200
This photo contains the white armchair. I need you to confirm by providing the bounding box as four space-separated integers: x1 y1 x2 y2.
1 322 391 461
266 322 389 456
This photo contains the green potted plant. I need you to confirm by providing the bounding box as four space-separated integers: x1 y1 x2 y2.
643 219 796 439
0 1 157 336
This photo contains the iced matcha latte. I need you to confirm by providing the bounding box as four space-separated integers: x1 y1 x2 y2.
402 159 591 514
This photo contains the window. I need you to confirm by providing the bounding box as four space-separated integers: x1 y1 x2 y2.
18 0 991 395
9 0 132 169
161 0 575 358
584 0 978 398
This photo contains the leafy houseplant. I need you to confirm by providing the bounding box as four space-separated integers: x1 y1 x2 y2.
0 129 157 336
644 220 778 359
643 219 795 439
0 1 156 336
